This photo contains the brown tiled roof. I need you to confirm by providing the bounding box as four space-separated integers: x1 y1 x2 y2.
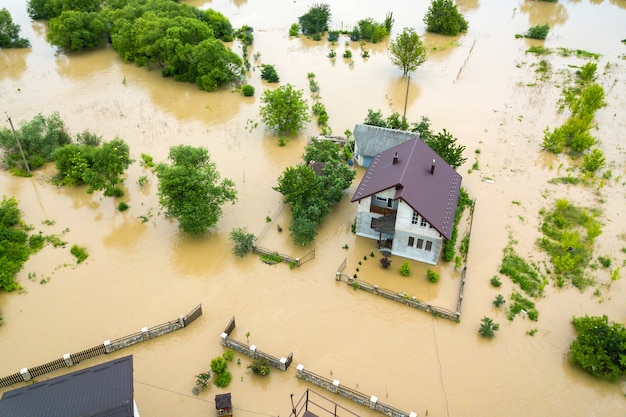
351 137 462 240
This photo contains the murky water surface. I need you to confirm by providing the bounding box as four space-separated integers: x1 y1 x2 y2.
1 1 625 416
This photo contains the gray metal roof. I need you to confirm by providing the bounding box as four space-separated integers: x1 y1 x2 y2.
351 137 462 240
353 124 418 159
0 356 134 417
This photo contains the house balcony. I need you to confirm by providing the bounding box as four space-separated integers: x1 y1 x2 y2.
369 204 397 216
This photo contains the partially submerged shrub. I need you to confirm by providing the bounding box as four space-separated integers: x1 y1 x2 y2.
427 269 440 283
241 84 255 96
248 358 271 376
525 24 550 40
70 244 88 263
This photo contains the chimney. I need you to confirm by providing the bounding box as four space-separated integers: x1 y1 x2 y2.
430 159 436 175
393 152 398 165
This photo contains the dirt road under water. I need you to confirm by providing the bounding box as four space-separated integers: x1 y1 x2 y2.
1 0 625 416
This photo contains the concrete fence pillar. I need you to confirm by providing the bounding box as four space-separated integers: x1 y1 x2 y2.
336 272 341 281
332 379 340 393
63 353 73 367
220 332 228 346
374 285 378 293
279 357 287 371
409 412 417 417
104 340 113 353
250 345 257 358
141 327 149 341
296 364 304 378
369 395 378 410
20 368 31 382
296 258 300 267
179 315 185 328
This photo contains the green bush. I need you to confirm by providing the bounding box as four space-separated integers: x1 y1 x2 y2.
214 370 232 387
210 356 228 374
241 84 255 97
117 202 129 212
343 49 352 58
570 315 626 380
479 316 499 338
298 3 331 35
582 148 606 172
289 23 299 36
423 0 469 36
70 244 89 263
427 269 440 283
493 294 506 307
327 30 339 42
247 358 271 376
578 62 597 81
525 24 550 40
223 349 235 362
261 64 279 83
400 261 412 276
195 372 211 388
229 227 256 257
490 275 502 287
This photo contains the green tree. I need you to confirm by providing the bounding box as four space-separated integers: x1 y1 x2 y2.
156 145 237 234
48 11 107 51
0 8 30 48
389 27 427 76
83 138 132 196
424 129 467 169
298 3 331 35
27 0 101 20
356 18 388 43
188 38 244 91
424 0 469 36
201 9 234 41
0 112 71 171
229 227 256 257
259 84 311 140
260 64 279 83
570 315 626 380
582 148 606 173
479 316 500 338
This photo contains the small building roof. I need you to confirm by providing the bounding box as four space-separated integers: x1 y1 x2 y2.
0 356 135 417
215 393 232 409
351 137 462 240
353 124 417 160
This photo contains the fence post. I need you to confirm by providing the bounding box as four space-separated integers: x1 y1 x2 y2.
63 353 73 367
296 258 300 267
142 327 149 341
370 395 378 410
280 357 287 371
250 345 257 358
332 379 340 393
220 332 228 346
179 315 185 328
296 364 304 378
409 412 417 417
20 368 31 382
104 340 113 353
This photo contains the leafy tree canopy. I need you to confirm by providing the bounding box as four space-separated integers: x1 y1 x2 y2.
424 129 467 169
0 112 71 172
0 8 30 48
229 227 256 257
389 27 427 76
260 84 311 141
423 0 469 36
27 0 101 20
570 315 626 380
156 145 237 235
48 10 107 50
298 3 331 35
274 139 355 245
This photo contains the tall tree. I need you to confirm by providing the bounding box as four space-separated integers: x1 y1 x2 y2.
259 84 310 142
48 11 107 50
298 3 331 35
0 8 30 48
423 0 468 36
156 145 237 234
389 27 427 76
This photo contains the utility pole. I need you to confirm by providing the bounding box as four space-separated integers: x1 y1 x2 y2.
402 74 411 121
5 112 30 174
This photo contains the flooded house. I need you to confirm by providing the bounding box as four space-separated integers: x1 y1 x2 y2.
351 137 462 265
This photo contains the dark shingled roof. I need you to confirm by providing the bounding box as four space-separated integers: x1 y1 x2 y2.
351 137 462 240
353 124 417 159
0 356 134 417
215 393 232 409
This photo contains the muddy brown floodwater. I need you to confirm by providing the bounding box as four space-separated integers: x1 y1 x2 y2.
1 0 626 416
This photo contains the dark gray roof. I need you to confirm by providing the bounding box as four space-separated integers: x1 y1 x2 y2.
0 356 134 417
215 393 232 409
351 137 462 240
353 124 418 158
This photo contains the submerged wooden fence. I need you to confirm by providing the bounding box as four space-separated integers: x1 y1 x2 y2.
0 304 202 388
253 246 315 267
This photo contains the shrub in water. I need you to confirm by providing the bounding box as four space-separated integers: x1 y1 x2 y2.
427 269 440 283
241 84 255 96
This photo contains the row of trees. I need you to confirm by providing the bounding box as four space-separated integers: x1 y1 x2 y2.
28 0 246 91
274 139 355 245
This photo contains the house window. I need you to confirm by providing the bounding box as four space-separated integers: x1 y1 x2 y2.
408 236 415 247
412 211 419 225
370 218 377 229
416 238 424 249
420 218 427 227
375 196 388 204
425 241 433 251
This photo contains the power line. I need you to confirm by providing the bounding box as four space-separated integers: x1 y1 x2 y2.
134 379 278 417
429 288 450 417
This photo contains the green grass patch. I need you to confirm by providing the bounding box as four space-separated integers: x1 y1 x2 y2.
499 246 544 297
556 48 600 60
507 292 539 321
260 253 282 265
526 45 552 55
70 244 89 263
549 176 582 185
538 199 601 290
